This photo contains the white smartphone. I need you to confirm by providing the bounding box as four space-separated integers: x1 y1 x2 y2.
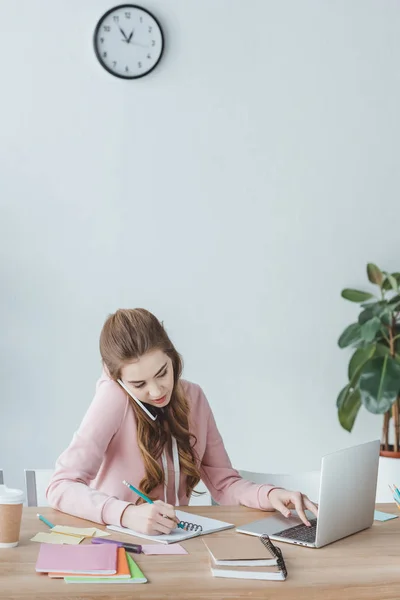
117 379 158 421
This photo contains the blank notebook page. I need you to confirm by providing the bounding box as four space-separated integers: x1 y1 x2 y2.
35 543 118 574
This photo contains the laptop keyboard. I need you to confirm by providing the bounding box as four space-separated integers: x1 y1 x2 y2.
274 518 317 543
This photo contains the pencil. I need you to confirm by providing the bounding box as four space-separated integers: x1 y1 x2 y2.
391 484 400 504
122 480 183 529
388 485 400 510
122 480 153 504
394 485 400 507
36 513 55 529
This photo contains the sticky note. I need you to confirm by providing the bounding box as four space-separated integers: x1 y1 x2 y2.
30 532 84 544
92 528 110 537
51 525 110 538
141 543 188 555
374 510 398 521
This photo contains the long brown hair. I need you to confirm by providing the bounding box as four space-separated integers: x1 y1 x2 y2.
99 308 201 501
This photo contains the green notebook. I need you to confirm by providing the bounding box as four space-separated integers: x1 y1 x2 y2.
64 554 147 584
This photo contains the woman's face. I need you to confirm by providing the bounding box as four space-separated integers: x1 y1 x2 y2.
120 349 174 408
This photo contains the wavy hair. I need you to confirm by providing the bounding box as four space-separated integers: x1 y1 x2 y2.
99 308 201 501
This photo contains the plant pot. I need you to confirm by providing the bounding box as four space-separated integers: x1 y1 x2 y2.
376 453 400 502
380 445 400 459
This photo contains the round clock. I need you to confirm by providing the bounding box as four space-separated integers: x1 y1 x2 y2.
93 4 164 79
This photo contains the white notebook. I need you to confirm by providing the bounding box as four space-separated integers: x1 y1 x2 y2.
211 565 286 580
107 510 234 544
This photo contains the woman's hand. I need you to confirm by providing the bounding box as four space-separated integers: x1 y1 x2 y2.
121 500 178 535
268 488 318 526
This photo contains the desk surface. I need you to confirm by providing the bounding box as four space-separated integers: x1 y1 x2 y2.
1 505 400 600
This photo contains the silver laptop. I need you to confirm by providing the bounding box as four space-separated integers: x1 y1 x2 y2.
236 439 380 548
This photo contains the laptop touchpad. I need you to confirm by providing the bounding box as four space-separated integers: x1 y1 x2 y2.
238 510 315 536
261 513 304 534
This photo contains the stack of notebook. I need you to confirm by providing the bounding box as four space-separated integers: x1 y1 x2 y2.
35 543 147 584
203 534 287 581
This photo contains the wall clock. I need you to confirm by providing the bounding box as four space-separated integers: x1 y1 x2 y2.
94 4 164 79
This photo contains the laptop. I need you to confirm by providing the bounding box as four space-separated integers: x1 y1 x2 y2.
236 439 380 548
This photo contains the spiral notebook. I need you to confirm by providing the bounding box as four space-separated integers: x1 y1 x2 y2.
203 535 279 566
206 534 287 581
107 510 234 544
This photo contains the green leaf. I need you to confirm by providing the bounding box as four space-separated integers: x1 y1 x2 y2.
360 317 382 343
338 388 361 432
336 384 350 408
389 294 400 305
348 345 376 380
379 307 394 327
382 273 400 291
358 308 375 325
375 343 390 357
359 356 400 414
361 301 377 308
359 301 393 326
367 263 383 286
341 289 375 303
375 343 400 364
383 273 399 292
338 323 362 348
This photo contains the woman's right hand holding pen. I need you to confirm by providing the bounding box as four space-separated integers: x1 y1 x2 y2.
121 500 179 535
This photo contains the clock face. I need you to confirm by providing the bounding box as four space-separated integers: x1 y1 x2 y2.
93 4 164 79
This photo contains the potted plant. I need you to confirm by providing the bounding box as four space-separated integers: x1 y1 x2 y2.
337 263 400 499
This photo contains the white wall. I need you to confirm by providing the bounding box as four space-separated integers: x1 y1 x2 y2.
1 0 399 495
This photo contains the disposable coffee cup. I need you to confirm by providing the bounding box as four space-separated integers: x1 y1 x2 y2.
0 485 24 548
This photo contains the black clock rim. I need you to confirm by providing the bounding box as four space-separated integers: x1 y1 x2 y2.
93 3 164 80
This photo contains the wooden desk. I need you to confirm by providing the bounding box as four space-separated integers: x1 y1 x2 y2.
1 505 400 599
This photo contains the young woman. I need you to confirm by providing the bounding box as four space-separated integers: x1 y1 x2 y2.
47 308 318 535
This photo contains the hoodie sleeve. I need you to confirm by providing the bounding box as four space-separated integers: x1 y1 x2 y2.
46 380 132 526
197 385 276 509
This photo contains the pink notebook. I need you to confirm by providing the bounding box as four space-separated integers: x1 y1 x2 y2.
35 543 118 575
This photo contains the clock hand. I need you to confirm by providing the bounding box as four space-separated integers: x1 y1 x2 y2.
128 40 150 48
118 26 129 42
127 29 134 43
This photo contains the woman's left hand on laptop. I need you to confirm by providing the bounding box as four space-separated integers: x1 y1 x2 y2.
268 488 318 526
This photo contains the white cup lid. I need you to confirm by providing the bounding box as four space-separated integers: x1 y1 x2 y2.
0 485 24 504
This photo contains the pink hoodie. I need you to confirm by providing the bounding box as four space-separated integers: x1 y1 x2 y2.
46 371 275 526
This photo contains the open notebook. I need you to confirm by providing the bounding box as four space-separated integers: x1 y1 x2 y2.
107 510 234 544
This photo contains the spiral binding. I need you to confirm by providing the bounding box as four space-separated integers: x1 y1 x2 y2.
260 534 287 578
178 520 203 532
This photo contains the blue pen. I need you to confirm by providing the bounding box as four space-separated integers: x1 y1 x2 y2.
122 480 184 529
37 513 55 529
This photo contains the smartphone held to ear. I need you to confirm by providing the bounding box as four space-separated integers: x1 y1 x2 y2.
117 379 158 421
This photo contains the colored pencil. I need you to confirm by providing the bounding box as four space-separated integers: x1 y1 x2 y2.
122 480 183 529
36 513 55 529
